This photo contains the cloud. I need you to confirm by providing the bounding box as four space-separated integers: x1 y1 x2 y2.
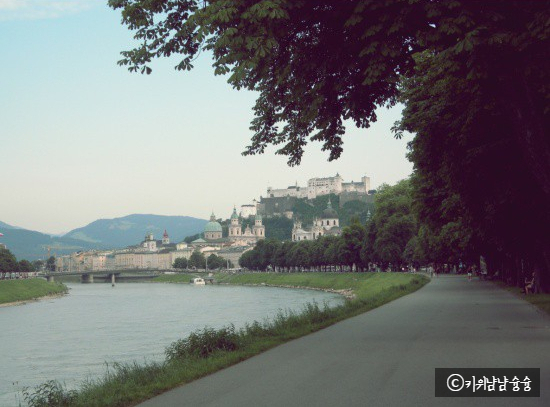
0 0 99 21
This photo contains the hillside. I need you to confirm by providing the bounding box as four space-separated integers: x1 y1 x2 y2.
0 226 102 261
63 214 207 249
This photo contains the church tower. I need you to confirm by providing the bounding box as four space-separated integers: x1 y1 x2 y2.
229 206 242 239
252 214 265 239
162 229 170 245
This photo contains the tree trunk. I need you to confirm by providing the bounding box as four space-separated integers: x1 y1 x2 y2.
500 74 550 206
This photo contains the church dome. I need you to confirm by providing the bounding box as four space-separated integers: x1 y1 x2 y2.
204 213 222 233
231 207 239 220
321 199 338 219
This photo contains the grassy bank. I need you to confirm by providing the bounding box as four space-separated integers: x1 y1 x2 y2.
24 272 428 407
0 278 68 305
496 282 550 316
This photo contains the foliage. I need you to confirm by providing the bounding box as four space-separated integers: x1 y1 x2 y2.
18 259 34 273
173 257 188 270
0 279 68 305
365 180 417 265
23 380 77 407
206 253 232 269
398 47 549 286
0 248 19 273
262 216 293 241
184 233 201 244
166 325 240 360
188 251 206 269
109 0 550 288
46 256 56 272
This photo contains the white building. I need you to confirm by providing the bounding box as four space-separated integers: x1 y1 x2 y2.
292 200 342 241
267 174 370 200
240 200 258 218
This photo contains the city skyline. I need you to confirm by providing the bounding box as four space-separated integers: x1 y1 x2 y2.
1 1 414 235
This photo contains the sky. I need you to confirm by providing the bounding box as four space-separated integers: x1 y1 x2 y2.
0 0 414 235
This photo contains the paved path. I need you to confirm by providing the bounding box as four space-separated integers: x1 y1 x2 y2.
139 276 550 407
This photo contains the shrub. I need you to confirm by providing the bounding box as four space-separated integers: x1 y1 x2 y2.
166 325 241 360
23 380 77 407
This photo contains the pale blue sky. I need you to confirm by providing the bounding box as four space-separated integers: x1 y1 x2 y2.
1 1 413 234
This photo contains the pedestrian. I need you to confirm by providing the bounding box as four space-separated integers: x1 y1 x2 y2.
467 265 472 281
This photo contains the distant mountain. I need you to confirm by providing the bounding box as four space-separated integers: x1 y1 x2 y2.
63 214 207 249
0 226 102 261
0 221 18 229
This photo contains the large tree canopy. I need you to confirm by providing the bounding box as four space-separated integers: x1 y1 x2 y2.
109 0 548 172
110 0 549 285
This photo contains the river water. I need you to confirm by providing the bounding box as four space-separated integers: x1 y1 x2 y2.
0 282 342 406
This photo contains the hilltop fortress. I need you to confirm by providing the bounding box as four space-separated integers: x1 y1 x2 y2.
266 173 370 200
257 173 373 218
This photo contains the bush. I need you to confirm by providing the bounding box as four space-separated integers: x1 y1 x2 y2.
165 325 241 360
23 380 77 407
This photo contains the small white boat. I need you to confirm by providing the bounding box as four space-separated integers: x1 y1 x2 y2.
190 277 206 285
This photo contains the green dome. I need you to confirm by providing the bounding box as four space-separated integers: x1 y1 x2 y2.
204 221 222 233
205 212 223 233
231 207 239 220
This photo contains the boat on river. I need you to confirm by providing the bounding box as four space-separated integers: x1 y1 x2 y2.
190 277 206 285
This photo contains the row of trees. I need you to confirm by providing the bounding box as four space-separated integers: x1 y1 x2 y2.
173 252 234 271
0 249 54 274
240 178 522 275
240 181 418 271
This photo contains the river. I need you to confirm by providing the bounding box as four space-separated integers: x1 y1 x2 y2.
0 282 343 406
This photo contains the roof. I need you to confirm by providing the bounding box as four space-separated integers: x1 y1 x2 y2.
231 207 239 220
321 200 338 219
205 220 223 232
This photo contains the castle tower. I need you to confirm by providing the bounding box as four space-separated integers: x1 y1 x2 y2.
253 214 265 239
162 229 170 245
229 206 242 238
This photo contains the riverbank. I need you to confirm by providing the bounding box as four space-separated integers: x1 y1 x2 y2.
24 272 428 407
0 279 68 306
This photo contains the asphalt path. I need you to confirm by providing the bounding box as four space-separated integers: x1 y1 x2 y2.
139 275 550 407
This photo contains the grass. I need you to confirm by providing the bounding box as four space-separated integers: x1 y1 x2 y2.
24 272 428 407
0 279 68 305
496 281 550 316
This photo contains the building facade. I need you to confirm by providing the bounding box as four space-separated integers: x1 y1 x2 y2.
292 200 342 241
266 174 371 201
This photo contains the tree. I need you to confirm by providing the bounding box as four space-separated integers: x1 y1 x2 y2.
110 0 549 285
188 251 206 269
398 49 549 287
109 1 548 178
0 248 19 273
46 256 56 272
18 260 34 273
173 257 188 270
31 260 44 271
206 253 230 269
368 181 417 266
340 218 366 271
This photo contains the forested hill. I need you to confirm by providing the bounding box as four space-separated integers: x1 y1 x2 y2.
0 225 101 261
291 194 374 227
238 195 374 241
63 214 207 249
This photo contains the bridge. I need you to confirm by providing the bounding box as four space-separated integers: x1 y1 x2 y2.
40 270 159 284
